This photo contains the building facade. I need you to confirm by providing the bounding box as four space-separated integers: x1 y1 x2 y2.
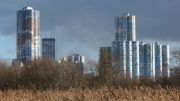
144 43 155 79
139 41 145 76
111 13 170 79
17 7 40 64
114 13 136 41
68 54 85 74
126 41 132 78
132 41 140 79
112 41 126 77
99 47 112 76
162 45 170 77
155 42 162 77
42 38 56 60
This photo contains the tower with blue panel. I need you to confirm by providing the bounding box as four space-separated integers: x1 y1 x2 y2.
144 44 155 80
113 13 137 79
119 41 126 76
139 41 145 76
42 38 56 60
17 7 40 64
112 41 120 64
112 41 126 77
112 13 170 79
127 15 136 41
162 45 170 77
114 13 136 41
126 41 132 78
132 41 140 79
68 54 85 74
155 42 162 77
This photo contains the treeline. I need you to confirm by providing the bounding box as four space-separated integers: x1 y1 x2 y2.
0 58 180 91
0 48 180 90
0 58 89 90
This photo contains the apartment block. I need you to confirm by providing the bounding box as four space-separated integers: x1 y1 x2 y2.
99 47 112 76
144 43 155 79
132 41 140 79
17 7 40 64
110 13 170 79
162 45 170 77
114 13 136 41
68 54 85 74
42 38 56 60
155 42 162 77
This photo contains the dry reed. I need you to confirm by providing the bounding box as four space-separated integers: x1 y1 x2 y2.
0 86 180 101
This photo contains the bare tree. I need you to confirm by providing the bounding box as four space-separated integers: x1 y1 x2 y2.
171 48 180 68
0 60 11 90
85 60 98 76
9 62 22 89
85 60 98 88
58 56 87 89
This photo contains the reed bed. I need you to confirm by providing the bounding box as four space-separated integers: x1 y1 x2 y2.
0 86 180 101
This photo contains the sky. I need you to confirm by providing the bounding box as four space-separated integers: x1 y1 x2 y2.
0 0 180 64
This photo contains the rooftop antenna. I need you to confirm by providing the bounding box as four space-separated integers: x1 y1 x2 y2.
27 0 28 7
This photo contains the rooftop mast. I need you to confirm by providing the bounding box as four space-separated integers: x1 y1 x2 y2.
27 0 28 7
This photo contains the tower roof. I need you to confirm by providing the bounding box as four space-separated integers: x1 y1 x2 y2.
140 40 145 45
155 41 159 45
23 7 33 10
123 13 129 16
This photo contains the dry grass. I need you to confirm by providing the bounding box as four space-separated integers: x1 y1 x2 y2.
0 86 180 101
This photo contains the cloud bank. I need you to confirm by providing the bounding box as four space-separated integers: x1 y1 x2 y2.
0 0 179 61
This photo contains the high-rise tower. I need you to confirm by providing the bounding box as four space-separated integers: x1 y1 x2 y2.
42 38 56 60
114 13 136 41
162 45 170 77
17 7 40 64
155 41 162 77
111 13 170 79
68 54 85 74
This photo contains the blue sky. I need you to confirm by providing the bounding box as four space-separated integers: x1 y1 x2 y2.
0 0 180 64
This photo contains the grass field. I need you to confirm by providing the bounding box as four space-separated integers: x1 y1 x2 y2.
0 86 179 101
